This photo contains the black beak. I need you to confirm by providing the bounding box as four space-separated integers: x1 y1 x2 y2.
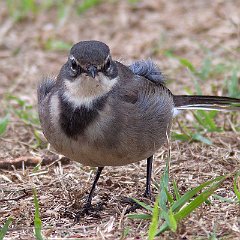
87 66 97 78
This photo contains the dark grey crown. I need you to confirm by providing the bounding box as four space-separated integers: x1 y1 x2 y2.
70 40 110 66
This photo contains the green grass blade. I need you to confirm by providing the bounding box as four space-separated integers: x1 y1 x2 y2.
161 208 177 233
191 133 212 145
128 0 141 3
174 176 227 221
233 173 240 202
164 188 174 205
158 162 169 212
44 39 72 51
192 77 202 95
198 57 211 80
127 214 152 220
77 0 102 14
192 113 204 127
168 208 177 232
148 196 160 240
156 176 228 236
33 189 44 240
121 227 131 239
171 176 224 212
0 217 13 240
198 111 217 130
212 194 236 203
32 129 44 149
7 95 26 106
0 115 9 136
171 132 191 142
173 180 181 201
131 198 153 212
194 110 219 132
156 222 169 235
227 69 240 98
179 58 196 73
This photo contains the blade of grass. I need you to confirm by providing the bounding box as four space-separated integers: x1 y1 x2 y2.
32 129 43 149
164 188 174 205
174 175 228 221
167 208 177 232
148 196 160 240
212 194 236 203
233 173 240 202
156 175 228 235
179 58 196 73
158 161 169 212
171 176 225 213
0 217 13 240
6 95 40 127
172 179 181 201
149 147 171 236
121 227 131 239
192 76 202 95
130 198 153 212
33 189 44 240
156 222 169 235
0 115 9 136
193 110 219 132
44 39 72 51
77 0 102 14
198 57 211 80
191 133 212 145
227 69 240 98
161 209 177 233
171 132 191 142
127 213 152 220
128 0 141 3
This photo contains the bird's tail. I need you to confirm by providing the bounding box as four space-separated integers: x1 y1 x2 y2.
173 95 240 112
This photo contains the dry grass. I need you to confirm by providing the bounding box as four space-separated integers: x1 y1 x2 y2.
0 0 240 239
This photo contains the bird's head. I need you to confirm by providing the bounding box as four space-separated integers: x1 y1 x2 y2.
58 40 118 106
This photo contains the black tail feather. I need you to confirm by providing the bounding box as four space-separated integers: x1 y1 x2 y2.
173 95 240 112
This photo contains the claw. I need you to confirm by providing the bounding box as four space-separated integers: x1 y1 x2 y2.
74 202 104 222
121 197 143 214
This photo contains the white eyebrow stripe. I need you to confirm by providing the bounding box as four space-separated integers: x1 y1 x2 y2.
69 55 80 65
69 54 111 71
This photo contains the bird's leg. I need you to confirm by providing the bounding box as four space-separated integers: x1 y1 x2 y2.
144 155 153 198
75 167 104 220
125 156 153 213
85 167 104 208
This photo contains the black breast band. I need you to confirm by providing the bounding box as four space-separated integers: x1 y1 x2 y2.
59 93 108 139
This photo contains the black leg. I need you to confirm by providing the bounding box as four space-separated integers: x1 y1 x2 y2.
86 167 104 206
124 156 153 214
144 155 153 198
75 167 104 221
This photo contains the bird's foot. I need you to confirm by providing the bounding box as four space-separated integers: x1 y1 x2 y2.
74 202 104 222
143 191 152 199
120 197 144 214
121 192 152 214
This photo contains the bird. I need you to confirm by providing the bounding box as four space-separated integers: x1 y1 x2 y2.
37 40 240 218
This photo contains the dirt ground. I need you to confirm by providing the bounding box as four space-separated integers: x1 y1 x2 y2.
0 0 240 239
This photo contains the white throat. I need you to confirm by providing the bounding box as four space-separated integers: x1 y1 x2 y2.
63 73 118 108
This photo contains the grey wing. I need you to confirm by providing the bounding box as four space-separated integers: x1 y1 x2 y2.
129 59 165 85
37 77 56 103
37 77 57 144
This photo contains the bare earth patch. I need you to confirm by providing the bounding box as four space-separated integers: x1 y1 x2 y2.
0 1 240 239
